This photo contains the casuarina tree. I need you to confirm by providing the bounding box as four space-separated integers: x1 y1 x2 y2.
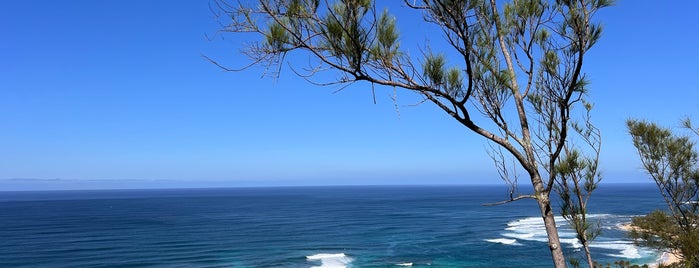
209 1 610 266
627 119 699 267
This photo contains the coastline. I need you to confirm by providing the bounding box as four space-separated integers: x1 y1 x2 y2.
618 223 641 232
650 251 681 268
618 223 682 267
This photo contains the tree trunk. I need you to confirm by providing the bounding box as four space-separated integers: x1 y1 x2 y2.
583 241 594 268
534 180 567 268
540 199 567 267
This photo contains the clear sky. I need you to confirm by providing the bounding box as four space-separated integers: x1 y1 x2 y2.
1 1 698 190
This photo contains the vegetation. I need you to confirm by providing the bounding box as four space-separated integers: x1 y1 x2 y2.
556 107 602 267
211 1 610 267
627 119 699 267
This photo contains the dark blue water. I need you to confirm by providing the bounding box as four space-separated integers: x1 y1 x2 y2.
0 184 665 267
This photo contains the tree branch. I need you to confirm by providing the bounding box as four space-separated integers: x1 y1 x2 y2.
483 194 536 206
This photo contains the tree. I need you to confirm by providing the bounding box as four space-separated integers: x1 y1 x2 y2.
627 119 699 267
210 0 610 267
554 108 602 268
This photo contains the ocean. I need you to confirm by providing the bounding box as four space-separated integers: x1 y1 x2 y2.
0 184 665 267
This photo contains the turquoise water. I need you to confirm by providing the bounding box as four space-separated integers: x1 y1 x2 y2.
0 184 664 267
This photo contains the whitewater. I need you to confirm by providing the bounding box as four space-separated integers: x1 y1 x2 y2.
0 184 665 267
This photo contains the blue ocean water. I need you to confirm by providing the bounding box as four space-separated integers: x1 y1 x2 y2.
0 184 664 267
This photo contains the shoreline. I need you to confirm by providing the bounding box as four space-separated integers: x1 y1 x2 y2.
618 223 641 232
650 251 681 268
617 223 682 267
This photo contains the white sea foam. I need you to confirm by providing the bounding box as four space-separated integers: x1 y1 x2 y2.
502 231 536 240
590 241 643 259
560 238 583 249
502 216 550 244
306 253 353 268
396 262 413 266
485 238 522 246
498 214 653 259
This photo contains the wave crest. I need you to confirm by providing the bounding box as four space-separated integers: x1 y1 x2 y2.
496 214 652 259
485 238 522 246
306 253 353 268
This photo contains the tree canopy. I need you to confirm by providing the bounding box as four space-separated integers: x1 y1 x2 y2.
212 1 611 267
627 119 699 267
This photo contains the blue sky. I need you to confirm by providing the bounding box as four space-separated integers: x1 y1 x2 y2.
1 1 698 190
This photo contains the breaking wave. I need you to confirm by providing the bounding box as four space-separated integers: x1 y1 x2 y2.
496 214 654 259
484 238 522 246
306 253 353 268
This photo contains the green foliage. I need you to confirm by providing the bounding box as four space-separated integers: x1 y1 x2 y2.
542 50 560 75
371 9 399 63
555 147 602 267
627 120 699 217
591 261 649 268
266 21 289 51
569 257 581 268
323 0 371 70
218 1 611 267
423 53 446 87
422 53 465 98
552 99 601 268
630 210 677 249
445 67 464 97
630 209 699 267
627 119 699 267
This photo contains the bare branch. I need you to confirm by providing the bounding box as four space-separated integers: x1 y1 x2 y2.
483 194 536 206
